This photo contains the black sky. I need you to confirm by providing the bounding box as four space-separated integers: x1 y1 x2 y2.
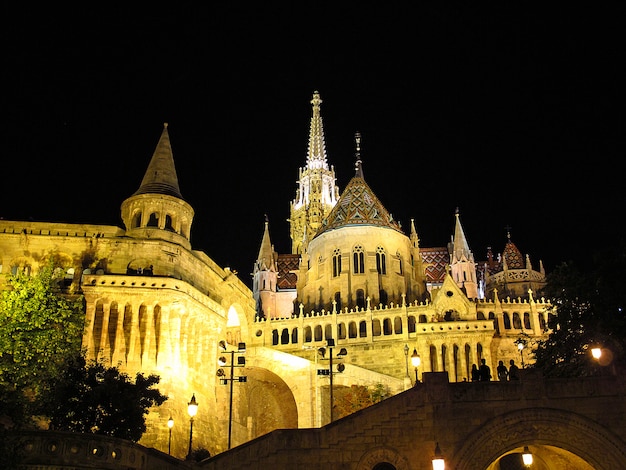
3 4 623 285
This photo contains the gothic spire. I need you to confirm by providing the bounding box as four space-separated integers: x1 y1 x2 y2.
306 91 330 170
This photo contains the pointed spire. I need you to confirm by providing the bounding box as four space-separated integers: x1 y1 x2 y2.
354 131 364 179
306 91 330 170
256 215 276 271
410 218 420 249
451 208 474 263
133 123 183 198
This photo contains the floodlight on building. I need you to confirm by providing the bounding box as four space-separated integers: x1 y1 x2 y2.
432 442 445 470
522 446 533 466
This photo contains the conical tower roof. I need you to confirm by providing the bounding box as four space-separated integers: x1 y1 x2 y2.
133 123 183 198
502 230 524 269
314 133 402 237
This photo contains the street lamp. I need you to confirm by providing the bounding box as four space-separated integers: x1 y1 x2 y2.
403 344 410 378
517 340 526 368
217 340 247 449
186 394 198 460
522 446 533 466
317 339 347 423
167 416 174 455
432 442 445 470
411 348 421 384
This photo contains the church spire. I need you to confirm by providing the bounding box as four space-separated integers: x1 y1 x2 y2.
354 131 364 179
306 91 330 170
289 91 340 255
448 208 479 299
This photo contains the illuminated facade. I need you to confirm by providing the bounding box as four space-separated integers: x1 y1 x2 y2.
1 94 549 460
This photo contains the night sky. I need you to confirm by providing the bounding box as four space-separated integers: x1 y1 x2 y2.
3 4 623 286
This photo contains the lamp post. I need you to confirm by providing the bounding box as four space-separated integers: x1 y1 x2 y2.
167 416 174 455
317 339 347 423
517 341 525 368
403 344 409 378
411 348 421 384
432 442 445 470
186 394 198 460
522 446 533 466
217 341 247 450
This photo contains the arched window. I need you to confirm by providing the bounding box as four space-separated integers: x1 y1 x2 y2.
394 316 402 334
147 213 159 227
291 328 298 344
314 325 323 342
348 321 357 338
513 312 522 329
359 320 367 338
376 246 386 274
132 212 142 228
281 328 289 344
164 214 174 231
332 249 341 277
372 319 381 336
382 318 392 335
503 312 511 329
353 245 365 274
356 289 366 309
338 322 346 339
334 291 341 312
379 289 388 306
523 312 531 329
408 315 416 332
304 326 312 343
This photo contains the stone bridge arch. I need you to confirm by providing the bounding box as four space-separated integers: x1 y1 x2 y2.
453 407 626 470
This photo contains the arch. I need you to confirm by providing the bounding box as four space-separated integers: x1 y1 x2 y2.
348 321 357 338
503 312 511 329
453 408 626 470
356 446 410 470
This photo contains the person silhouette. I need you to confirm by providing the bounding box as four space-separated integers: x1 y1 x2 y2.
479 358 492 381
471 364 480 382
497 360 509 381
508 359 520 380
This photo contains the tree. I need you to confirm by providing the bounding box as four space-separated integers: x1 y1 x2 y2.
334 383 391 419
44 355 168 442
0 260 85 422
532 240 626 377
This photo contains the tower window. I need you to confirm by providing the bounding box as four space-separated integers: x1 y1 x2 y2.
376 246 386 275
353 245 365 274
332 249 342 277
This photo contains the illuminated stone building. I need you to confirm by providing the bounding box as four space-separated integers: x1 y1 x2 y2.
1 93 550 461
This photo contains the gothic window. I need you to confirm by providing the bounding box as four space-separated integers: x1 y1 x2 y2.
353 245 365 274
477 311 486 320
332 248 341 277
376 246 386 274
513 312 522 329
281 328 289 344
356 289 365 309
348 321 357 338
272 330 279 345
398 256 403 275
523 312 531 329
379 289 388 306
334 291 341 312
304 326 312 342
291 328 298 344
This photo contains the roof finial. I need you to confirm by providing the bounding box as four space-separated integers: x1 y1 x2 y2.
504 224 512 240
354 131 364 178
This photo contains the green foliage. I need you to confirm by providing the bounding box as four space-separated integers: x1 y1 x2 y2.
44 355 168 442
533 241 626 377
0 260 85 423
